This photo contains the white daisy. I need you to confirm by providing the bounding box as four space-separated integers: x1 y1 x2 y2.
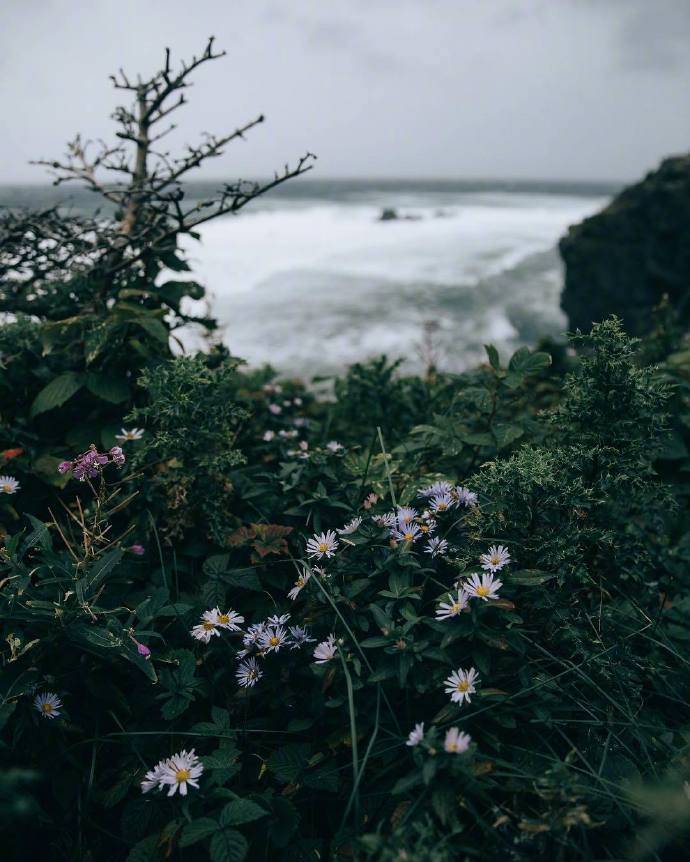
306 530 339 559
479 544 511 573
293 397 303 406
241 623 266 652
0 475 20 495
391 523 421 543
464 571 503 601
435 589 469 620
396 506 418 526
444 667 479 705
455 486 478 507
268 403 282 415
419 481 453 498
372 512 397 528
258 625 289 653
262 430 276 442
406 722 425 747
33 691 62 719
425 537 449 557
429 493 455 514
115 427 144 442
190 619 220 643
288 569 311 601
418 517 437 535
159 749 203 796
363 492 379 509
444 727 472 754
236 657 263 687
326 441 344 452
288 625 316 649
266 613 291 626
338 517 362 536
278 429 298 439
204 608 244 631
140 761 167 793
313 634 338 664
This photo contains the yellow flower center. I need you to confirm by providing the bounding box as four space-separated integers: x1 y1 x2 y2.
318 543 329 553
490 555 501 566
218 614 229 624
437 503 447 511
447 741 458 751
476 585 491 597
175 768 190 783
296 577 305 588
420 525 429 533
404 532 414 541
456 680 470 692
202 621 215 631
450 602 462 614
41 703 54 714
2 483 11 492
269 636 280 647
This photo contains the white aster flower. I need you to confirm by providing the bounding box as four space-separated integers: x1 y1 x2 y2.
33 691 62 719
288 569 311 601
242 623 266 652
429 493 455 514
288 625 316 649
338 516 362 536
159 749 203 796
363 492 379 509
115 427 144 442
418 516 437 535
262 383 282 394
306 530 339 559
278 429 298 439
258 625 289 653
479 544 511 573
396 506 418 526
190 619 220 643
406 722 425 747
268 403 282 415
293 417 308 428
0 475 20 495
266 613 291 626
140 761 167 793
326 441 343 452
454 486 478 507
444 667 479 705
372 512 397 528
425 537 449 557
262 430 276 441
435 589 469 620
419 480 453 498
391 522 421 543
293 397 303 406
444 727 472 754
204 608 244 631
464 571 503 601
236 657 263 687
313 634 338 664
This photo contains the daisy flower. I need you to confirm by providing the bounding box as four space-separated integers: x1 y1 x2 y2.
464 571 503 601
204 608 244 631
338 516 362 536
391 522 421 543
435 589 469 620
278 429 298 439
0 475 20 494
444 667 479 705
236 657 263 688
140 762 166 794
406 722 425 747
262 430 276 441
306 530 339 559
115 427 144 442
288 569 311 601
268 403 282 415
313 634 338 664
396 506 418 526
267 613 291 626
418 517 437 535
425 537 449 557
258 626 289 653
363 492 379 509
326 441 344 452
372 512 397 528
479 544 511 573
455 486 478 507
289 625 316 649
159 749 203 796
444 727 472 754
190 619 220 643
429 493 455 514
419 481 453 498
33 691 62 719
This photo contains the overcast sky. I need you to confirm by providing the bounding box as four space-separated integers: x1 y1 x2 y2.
2 0 690 183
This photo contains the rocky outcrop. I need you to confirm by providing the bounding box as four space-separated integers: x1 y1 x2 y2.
560 154 690 335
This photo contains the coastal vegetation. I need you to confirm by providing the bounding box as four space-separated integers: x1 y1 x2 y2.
2 42 690 862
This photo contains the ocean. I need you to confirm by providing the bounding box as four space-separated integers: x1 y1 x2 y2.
1 179 615 377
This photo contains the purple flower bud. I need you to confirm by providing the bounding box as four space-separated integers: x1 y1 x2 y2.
129 543 145 556
136 641 151 659
109 446 126 466
58 461 72 474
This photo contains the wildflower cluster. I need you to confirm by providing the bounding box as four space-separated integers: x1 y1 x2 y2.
57 443 126 481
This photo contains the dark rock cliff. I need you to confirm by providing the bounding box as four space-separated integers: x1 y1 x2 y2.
560 154 690 335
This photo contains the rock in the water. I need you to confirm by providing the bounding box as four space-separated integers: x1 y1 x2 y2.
379 208 399 221
559 154 690 335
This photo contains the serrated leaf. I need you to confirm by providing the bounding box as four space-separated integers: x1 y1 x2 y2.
126 834 160 862
509 569 556 585
267 743 311 783
179 818 220 847
220 799 267 827
85 372 131 404
30 372 83 417
268 797 300 848
209 828 248 862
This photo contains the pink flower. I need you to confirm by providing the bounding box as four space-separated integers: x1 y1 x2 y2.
136 642 151 659
129 544 145 556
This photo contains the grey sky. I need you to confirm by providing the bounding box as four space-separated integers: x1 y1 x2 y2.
2 0 689 183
